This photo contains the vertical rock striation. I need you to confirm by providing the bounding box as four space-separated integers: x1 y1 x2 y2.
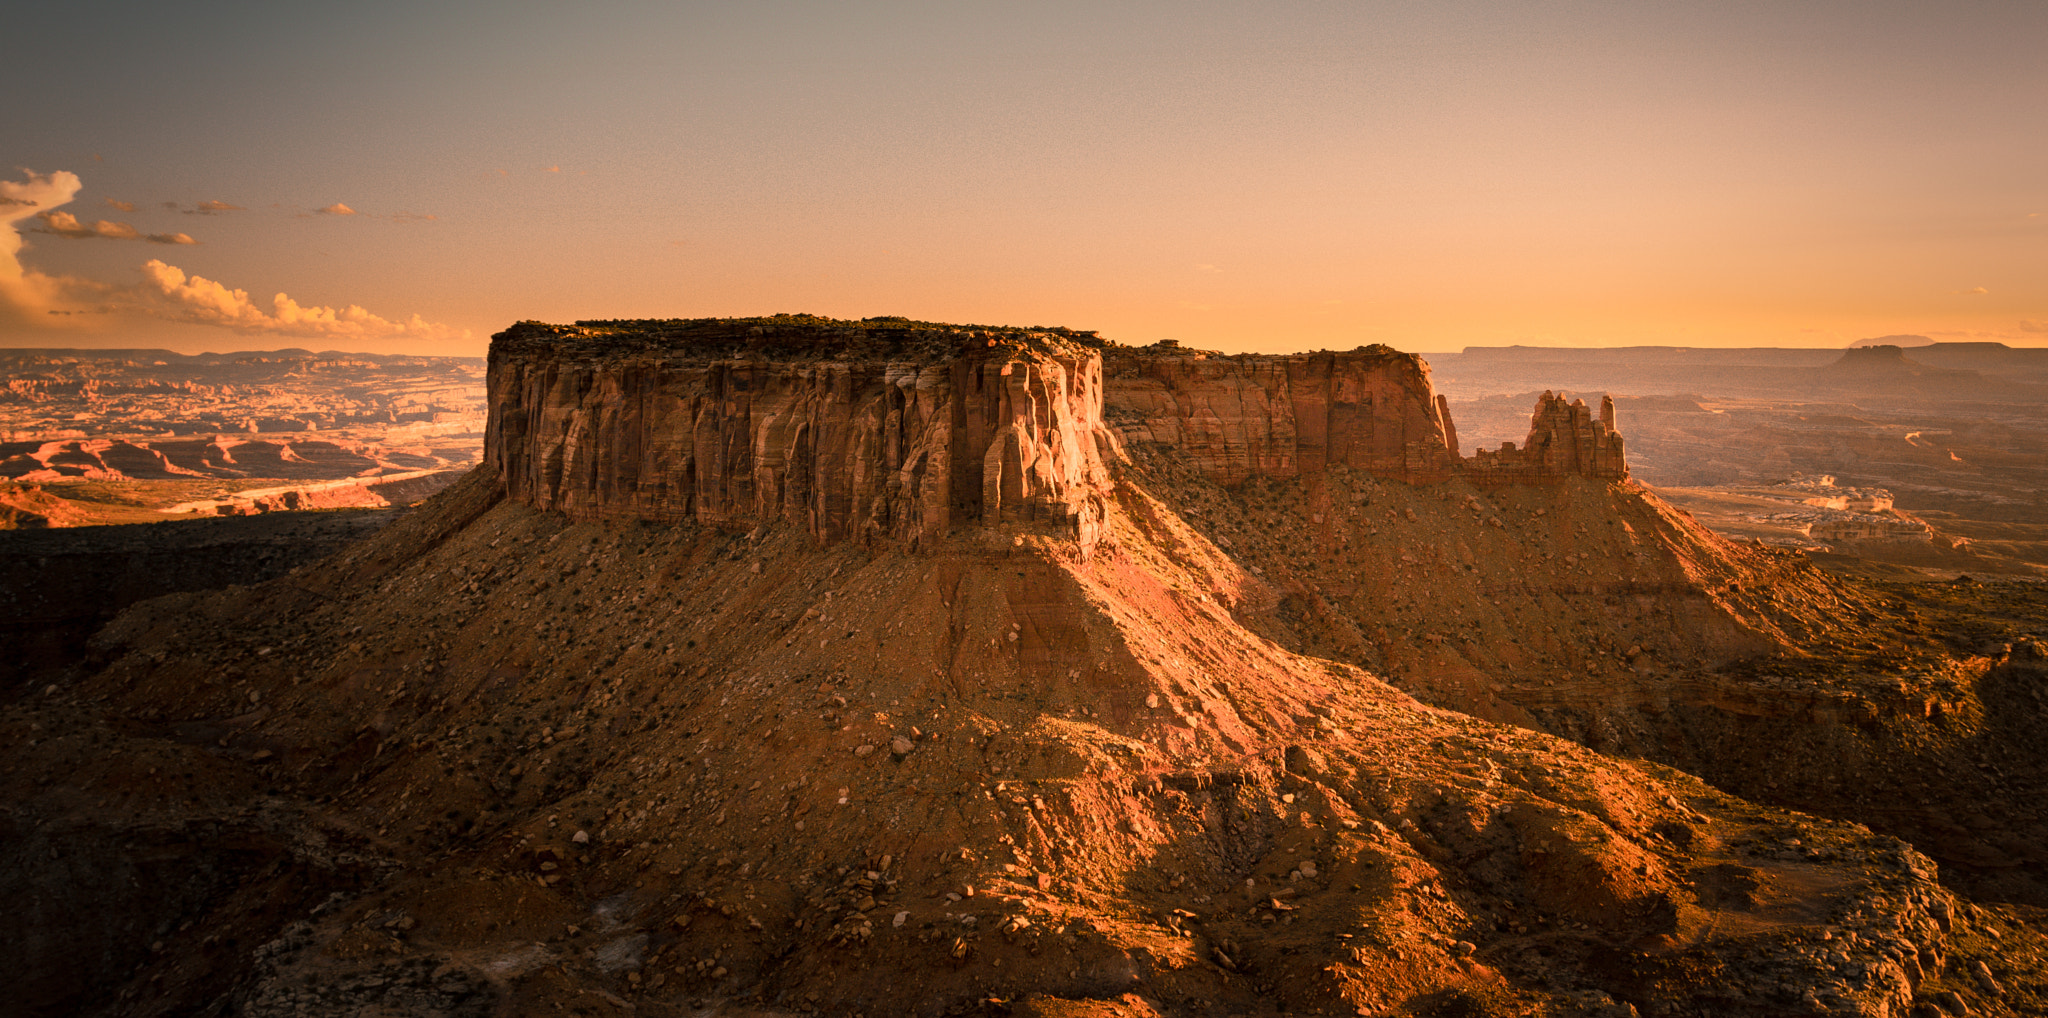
486 318 1117 550
1101 344 1626 486
1101 345 1462 484
486 320 1629 548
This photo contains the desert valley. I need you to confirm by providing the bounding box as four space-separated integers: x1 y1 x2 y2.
0 346 483 526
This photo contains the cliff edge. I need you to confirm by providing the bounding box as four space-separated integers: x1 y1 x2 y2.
487 317 1118 549
488 319 1626 551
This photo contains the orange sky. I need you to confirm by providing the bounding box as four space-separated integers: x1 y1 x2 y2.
4 2 2044 356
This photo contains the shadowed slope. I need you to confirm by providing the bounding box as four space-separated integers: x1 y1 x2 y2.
0 464 1980 1018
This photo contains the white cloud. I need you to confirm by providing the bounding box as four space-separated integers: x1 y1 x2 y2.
2 169 464 342
31 210 196 244
137 259 468 342
35 209 136 239
316 202 357 216
0 169 98 324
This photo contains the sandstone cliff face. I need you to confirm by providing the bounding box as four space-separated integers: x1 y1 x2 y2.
1101 346 1461 484
487 322 1628 549
486 319 1116 550
1102 345 1627 486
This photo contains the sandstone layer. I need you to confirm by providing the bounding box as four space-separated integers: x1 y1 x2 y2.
1099 345 1460 484
487 319 1117 549
487 325 1629 549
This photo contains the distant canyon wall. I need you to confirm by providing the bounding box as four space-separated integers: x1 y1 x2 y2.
486 322 1626 547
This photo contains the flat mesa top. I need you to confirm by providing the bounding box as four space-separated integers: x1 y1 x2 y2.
491 315 1109 364
492 315 1412 366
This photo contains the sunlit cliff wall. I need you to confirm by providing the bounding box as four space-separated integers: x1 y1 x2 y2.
1101 346 1462 484
485 319 1116 549
486 321 1626 547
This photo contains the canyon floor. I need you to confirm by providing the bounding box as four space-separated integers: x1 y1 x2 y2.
1 347 484 527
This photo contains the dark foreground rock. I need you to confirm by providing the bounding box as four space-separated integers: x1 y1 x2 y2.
0 509 404 691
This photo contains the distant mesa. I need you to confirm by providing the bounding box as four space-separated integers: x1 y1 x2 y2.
1828 344 1977 381
1432 337 2048 405
1834 344 1916 367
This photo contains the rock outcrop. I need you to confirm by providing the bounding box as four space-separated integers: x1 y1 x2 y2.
1462 389 1628 483
489 323 1629 548
486 318 1117 550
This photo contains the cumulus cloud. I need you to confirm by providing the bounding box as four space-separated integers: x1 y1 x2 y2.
190 199 244 214
316 202 356 215
0 169 100 323
4 169 461 341
0 171 74 223
32 210 196 245
104 198 137 212
137 259 468 342
35 210 139 239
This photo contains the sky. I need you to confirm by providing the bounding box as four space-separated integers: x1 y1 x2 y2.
3 0 2045 357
